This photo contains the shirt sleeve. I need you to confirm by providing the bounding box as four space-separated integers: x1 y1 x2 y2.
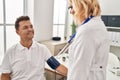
0 51 12 73
42 45 52 61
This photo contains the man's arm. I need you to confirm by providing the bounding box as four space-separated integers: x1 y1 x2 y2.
47 56 68 76
1 73 11 80
56 64 68 76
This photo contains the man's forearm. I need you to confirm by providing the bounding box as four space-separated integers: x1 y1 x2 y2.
56 64 68 76
1 73 11 80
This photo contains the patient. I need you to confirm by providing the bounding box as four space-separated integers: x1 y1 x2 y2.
0 16 67 80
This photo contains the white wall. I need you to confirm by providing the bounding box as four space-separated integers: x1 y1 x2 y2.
27 0 54 42
27 0 34 23
99 0 120 15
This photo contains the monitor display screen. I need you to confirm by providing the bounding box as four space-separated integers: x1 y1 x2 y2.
101 15 120 27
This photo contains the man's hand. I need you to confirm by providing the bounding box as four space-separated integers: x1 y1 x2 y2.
56 64 68 76
1 73 11 80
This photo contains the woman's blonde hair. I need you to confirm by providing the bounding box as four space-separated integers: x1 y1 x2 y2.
69 0 101 24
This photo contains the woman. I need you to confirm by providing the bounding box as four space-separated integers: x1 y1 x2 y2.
67 0 110 80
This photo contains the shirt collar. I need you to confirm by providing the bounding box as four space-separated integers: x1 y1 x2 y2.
17 41 36 51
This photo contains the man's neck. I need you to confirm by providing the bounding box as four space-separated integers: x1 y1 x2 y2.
20 40 33 49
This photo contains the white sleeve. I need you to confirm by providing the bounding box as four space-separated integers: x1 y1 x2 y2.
0 52 12 73
42 45 52 61
69 31 96 80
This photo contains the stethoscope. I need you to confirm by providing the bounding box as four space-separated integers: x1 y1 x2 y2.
68 15 94 43
57 15 94 56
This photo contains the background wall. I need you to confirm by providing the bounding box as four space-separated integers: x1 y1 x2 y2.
99 0 120 15
66 11 73 39
27 0 54 42
27 0 34 23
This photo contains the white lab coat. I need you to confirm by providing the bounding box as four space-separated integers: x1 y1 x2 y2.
67 16 109 80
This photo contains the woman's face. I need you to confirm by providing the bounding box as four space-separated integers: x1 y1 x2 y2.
68 2 75 15
68 5 74 14
68 2 79 25
68 0 83 25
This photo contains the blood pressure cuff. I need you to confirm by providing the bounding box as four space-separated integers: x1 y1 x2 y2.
47 56 60 70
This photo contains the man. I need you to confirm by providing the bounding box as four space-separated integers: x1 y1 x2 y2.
0 16 67 80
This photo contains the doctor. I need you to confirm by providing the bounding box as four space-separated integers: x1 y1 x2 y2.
67 0 109 80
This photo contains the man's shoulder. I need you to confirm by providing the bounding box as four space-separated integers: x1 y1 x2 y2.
34 41 47 49
6 44 18 53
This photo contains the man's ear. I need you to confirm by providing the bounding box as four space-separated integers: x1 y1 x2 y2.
16 30 19 35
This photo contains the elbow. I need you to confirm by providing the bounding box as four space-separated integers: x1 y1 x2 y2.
1 73 11 80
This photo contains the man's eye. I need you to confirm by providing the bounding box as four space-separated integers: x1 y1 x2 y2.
23 26 28 29
30 25 33 28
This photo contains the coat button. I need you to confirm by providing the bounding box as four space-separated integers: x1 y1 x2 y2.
100 66 102 68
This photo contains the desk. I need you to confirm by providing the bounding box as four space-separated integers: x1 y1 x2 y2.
40 40 67 56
